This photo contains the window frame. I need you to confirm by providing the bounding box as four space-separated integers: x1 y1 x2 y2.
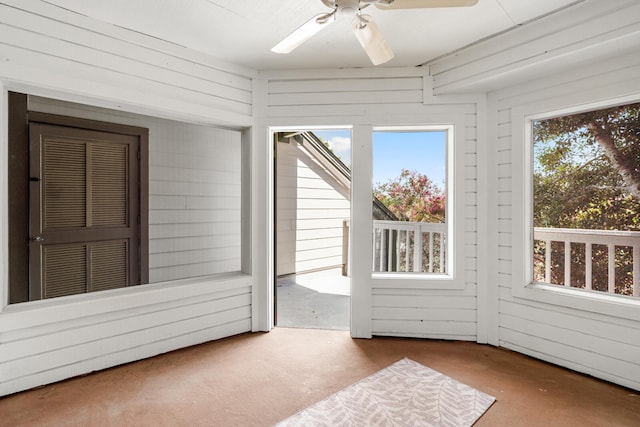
370 122 466 290
511 101 640 321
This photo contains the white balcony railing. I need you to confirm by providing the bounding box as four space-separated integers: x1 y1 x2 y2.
534 227 640 297
373 220 446 273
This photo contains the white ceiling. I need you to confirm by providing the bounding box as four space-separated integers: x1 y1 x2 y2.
46 0 582 70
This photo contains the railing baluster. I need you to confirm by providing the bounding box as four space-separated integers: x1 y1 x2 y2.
395 230 401 272
404 230 409 271
371 221 446 275
564 241 571 286
407 230 416 272
414 231 423 272
608 243 615 294
428 230 434 273
439 233 445 273
378 228 387 271
387 229 393 272
545 240 552 283
533 227 640 297
585 243 592 290
634 245 639 297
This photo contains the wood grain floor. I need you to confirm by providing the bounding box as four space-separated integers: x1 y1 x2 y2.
1 327 638 426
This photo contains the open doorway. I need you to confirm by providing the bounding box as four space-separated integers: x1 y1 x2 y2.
273 128 352 330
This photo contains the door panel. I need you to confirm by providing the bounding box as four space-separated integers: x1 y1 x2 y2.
42 243 87 299
90 143 128 226
90 239 129 292
43 139 87 228
29 124 140 300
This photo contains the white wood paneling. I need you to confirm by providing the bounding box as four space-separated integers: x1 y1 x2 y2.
490 51 640 390
372 286 477 339
0 279 251 395
0 95 250 394
0 1 255 396
0 2 254 121
428 0 640 95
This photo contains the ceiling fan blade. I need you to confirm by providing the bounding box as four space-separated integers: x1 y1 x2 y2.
375 0 479 10
271 14 335 54
352 15 394 65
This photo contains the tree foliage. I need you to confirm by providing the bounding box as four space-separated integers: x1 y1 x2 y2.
533 102 640 296
374 169 445 223
533 102 640 231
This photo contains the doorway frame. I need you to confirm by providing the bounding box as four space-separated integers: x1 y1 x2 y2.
269 125 354 331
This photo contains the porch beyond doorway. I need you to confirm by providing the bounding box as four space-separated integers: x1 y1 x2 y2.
277 267 350 330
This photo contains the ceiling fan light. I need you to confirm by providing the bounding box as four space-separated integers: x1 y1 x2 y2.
271 13 334 54
351 15 394 65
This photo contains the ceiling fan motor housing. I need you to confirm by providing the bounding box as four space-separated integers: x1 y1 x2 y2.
337 0 361 16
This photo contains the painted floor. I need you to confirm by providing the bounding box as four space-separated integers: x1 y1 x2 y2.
276 268 350 330
3 328 639 426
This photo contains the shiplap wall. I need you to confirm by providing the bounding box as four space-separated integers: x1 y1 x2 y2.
276 139 350 275
429 0 640 95
490 52 640 391
423 0 640 390
0 0 254 396
372 106 478 340
0 1 254 124
265 70 479 340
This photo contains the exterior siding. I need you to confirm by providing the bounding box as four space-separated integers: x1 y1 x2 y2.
147 123 242 282
0 1 255 396
276 139 350 275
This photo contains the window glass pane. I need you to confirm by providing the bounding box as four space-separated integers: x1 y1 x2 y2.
532 102 640 297
372 130 447 274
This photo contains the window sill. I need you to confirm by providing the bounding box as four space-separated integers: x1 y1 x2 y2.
511 281 640 322
371 272 466 290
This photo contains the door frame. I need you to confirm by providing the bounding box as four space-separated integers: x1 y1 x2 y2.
270 126 354 330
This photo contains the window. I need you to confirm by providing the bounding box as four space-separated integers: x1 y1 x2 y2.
8 92 149 303
532 101 640 298
371 127 451 275
8 92 247 304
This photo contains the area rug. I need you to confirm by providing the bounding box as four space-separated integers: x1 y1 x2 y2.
275 358 495 427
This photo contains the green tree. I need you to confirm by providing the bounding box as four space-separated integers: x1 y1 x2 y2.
374 169 445 223
373 169 446 273
533 102 640 230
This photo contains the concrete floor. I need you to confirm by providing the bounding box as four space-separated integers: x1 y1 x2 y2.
276 268 350 330
2 328 639 426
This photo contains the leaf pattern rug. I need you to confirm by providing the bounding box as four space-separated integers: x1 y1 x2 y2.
275 358 495 427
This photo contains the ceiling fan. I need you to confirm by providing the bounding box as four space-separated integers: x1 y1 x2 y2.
271 0 479 65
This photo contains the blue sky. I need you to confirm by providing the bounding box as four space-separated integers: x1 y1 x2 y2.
314 129 446 190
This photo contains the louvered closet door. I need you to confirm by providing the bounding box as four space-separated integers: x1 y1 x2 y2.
29 124 140 300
